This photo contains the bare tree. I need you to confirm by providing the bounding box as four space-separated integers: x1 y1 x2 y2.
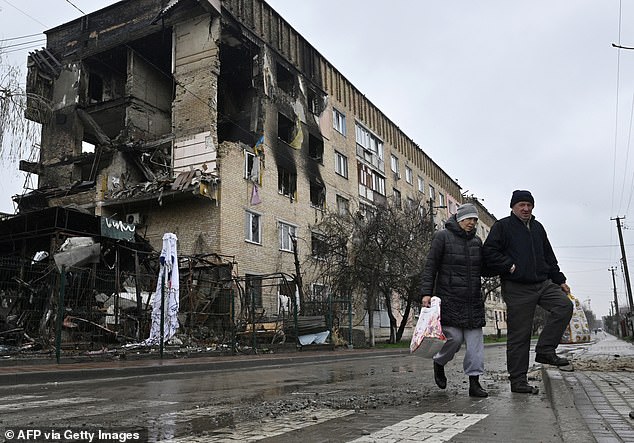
0 48 42 190
307 197 434 345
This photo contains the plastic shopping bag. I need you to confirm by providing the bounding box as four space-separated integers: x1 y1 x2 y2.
410 296 447 357
560 293 591 344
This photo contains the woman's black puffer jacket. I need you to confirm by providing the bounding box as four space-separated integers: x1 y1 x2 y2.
419 216 486 328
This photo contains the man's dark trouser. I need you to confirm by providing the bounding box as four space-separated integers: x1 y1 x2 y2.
501 279 573 384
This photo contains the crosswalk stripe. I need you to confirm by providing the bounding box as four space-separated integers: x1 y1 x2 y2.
350 412 488 443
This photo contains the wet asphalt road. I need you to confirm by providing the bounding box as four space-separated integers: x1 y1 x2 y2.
0 343 568 442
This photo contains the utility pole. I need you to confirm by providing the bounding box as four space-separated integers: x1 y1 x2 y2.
612 217 634 312
609 266 621 337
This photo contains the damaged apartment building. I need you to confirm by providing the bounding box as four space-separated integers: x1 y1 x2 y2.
2 0 502 347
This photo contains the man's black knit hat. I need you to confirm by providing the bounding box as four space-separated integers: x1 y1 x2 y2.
510 190 534 208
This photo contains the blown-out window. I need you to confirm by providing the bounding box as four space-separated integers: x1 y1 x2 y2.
245 210 261 244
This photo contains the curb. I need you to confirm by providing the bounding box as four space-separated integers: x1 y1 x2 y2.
541 367 595 443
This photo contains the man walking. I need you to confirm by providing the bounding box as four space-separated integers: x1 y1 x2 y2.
483 190 573 394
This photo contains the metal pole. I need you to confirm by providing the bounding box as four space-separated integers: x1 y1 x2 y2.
613 217 634 311
159 265 165 359
328 291 333 337
610 266 620 337
231 288 236 356
55 265 66 364
348 293 353 349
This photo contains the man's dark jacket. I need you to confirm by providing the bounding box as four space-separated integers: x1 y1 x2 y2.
482 212 566 285
420 216 486 328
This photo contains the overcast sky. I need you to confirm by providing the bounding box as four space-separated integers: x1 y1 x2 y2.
2 0 634 318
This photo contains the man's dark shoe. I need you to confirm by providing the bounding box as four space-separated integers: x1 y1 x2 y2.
468 376 488 398
433 362 447 389
510 381 539 394
535 353 569 366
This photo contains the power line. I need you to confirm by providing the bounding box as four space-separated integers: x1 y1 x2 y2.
554 243 634 249
0 0 48 28
4 45 42 55
1 39 45 50
611 0 623 265
64 0 85 16
0 33 42 42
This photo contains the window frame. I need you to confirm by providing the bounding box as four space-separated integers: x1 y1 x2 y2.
333 108 346 135
245 210 262 244
278 221 297 252
334 151 349 178
336 194 349 216
393 188 402 208
355 122 384 160
278 168 297 199
244 150 256 180
311 231 328 259
405 166 413 184
390 155 399 174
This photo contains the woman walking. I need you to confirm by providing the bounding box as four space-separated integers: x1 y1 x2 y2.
420 203 489 398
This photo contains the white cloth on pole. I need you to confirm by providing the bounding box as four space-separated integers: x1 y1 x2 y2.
144 233 179 345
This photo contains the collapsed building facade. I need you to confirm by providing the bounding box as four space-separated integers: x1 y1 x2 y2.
1 0 506 352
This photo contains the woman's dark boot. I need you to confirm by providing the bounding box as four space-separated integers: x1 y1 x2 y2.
469 376 488 397
433 362 447 389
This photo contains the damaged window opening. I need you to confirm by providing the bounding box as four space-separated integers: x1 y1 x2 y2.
278 168 296 199
245 151 255 179
308 134 323 163
244 150 261 184
277 113 294 144
88 72 104 103
310 182 325 209
245 210 262 244
276 61 295 96
278 221 296 252
306 89 321 115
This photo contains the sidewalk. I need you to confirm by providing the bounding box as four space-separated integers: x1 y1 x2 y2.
544 332 634 443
